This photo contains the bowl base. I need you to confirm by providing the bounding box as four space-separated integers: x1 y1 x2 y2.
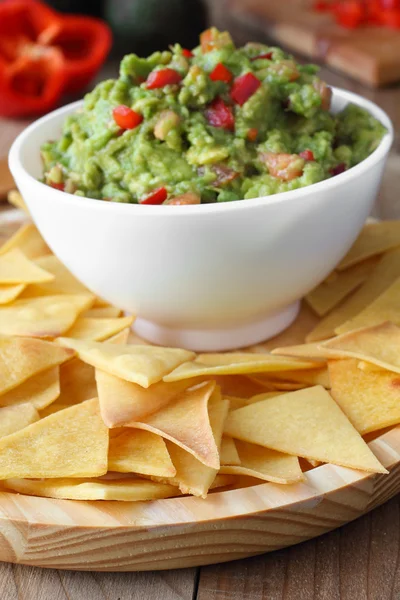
132 301 300 352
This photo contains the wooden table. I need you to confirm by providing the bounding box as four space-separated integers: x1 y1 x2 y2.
2 10 400 595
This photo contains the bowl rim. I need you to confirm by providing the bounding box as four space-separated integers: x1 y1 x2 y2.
9 86 394 217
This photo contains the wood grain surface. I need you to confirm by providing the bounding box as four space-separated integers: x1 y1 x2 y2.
2 25 400 595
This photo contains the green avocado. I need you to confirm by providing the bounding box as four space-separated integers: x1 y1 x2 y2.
41 28 387 205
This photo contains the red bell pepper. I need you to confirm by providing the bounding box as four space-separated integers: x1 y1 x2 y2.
205 97 235 131
113 105 143 130
231 72 261 106
140 187 168 205
146 68 182 90
209 63 233 83
0 0 112 117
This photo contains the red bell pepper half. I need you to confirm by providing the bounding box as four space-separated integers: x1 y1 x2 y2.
0 0 112 117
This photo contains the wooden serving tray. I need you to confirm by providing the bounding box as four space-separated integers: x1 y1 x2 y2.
0 212 399 572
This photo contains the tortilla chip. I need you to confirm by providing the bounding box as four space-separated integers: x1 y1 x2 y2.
0 336 73 395
335 276 400 334
0 366 59 410
0 403 39 438
164 353 320 382
321 322 400 373
160 395 229 498
108 429 176 478
21 255 92 298
3 476 178 501
0 283 25 305
220 441 304 484
329 358 400 434
357 361 385 373
224 386 386 473
0 398 108 479
107 328 130 344
96 369 195 427
58 358 97 407
338 221 400 270
130 381 220 469
307 247 400 342
210 374 268 398
83 306 122 318
305 257 378 317
64 316 134 342
58 338 195 387
251 368 330 389
209 473 236 490
220 436 241 466
0 223 49 259
0 248 53 284
7 190 29 214
271 342 328 360
226 392 282 411
0 294 94 338
247 376 305 391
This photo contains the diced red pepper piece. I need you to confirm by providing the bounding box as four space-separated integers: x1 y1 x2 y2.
209 62 233 83
380 8 400 27
251 52 273 61
334 0 365 28
247 128 258 142
231 72 261 106
146 68 182 89
49 181 65 191
140 187 168 205
330 163 347 176
205 97 235 131
299 149 315 161
113 105 143 130
182 48 194 58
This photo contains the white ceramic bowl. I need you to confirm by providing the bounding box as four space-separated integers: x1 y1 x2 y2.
9 88 393 351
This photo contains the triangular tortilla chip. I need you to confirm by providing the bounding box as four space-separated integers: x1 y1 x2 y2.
0 248 54 284
321 322 400 373
329 358 400 434
163 353 320 382
58 338 195 387
209 375 268 398
247 376 305 391
251 368 330 389
335 276 400 334
306 247 400 342
0 398 108 479
0 403 39 438
3 476 178 501
0 283 25 304
160 396 229 498
0 223 49 259
271 342 328 360
226 392 282 411
64 316 134 342
83 306 122 318
338 221 400 270
220 436 241 466
0 294 94 338
209 474 236 490
58 358 97 407
108 429 176 478
220 441 304 484
130 381 220 469
7 190 29 214
0 336 73 395
306 257 378 317
224 386 386 473
21 255 92 298
107 328 130 344
96 369 195 427
0 366 59 410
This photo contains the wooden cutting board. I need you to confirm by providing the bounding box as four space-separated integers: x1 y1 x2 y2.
228 0 400 86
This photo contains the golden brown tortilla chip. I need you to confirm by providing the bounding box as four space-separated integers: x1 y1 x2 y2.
338 221 400 270
58 338 195 387
64 316 134 342
0 398 108 479
83 306 122 318
0 366 59 410
0 222 49 258
0 403 39 438
251 368 330 389
7 190 29 214
21 255 92 298
0 283 25 305
58 358 97 407
0 248 54 284
107 328 131 344
220 436 241 466
224 386 386 473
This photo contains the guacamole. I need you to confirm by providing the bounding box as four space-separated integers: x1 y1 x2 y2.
41 28 386 205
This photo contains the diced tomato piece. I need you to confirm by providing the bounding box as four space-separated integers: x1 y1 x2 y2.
209 63 233 83
50 181 65 191
140 187 168 205
261 153 305 181
299 149 315 161
380 8 400 27
113 105 143 130
251 52 273 61
231 73 261 106
146 68 182 89
334 0 365 28
330 163 347 176
211 164 239 186
205 97 235 130
182 48 194 58
247 128 258 142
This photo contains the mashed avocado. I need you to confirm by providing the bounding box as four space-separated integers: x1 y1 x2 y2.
41 28 386 205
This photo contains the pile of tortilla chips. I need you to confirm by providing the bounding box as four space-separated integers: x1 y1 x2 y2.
1 193 400 502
